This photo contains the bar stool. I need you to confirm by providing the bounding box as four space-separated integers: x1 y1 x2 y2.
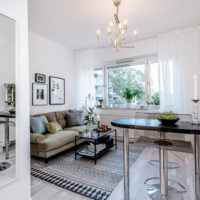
135 112 187 169
135 113 193 200
0 120 15 171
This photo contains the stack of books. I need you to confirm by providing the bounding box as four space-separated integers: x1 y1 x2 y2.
88 143 106 154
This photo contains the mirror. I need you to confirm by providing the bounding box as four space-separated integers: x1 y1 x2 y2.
0 14 16 186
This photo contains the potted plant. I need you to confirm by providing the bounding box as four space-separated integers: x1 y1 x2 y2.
147 92 160 109
98 99 103 108
82 102 100 131
123 88 140 108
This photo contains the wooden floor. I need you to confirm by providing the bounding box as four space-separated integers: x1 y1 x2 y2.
31 147 195 200
108 147 195 200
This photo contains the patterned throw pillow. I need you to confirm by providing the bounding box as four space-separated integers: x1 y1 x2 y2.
45 121 62 134
30 116 48 134
66 111 84 127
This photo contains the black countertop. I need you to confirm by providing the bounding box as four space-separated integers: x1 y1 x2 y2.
111 118 200 135
0 111 15 118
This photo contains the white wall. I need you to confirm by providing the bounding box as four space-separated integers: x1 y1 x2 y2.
75 38 157 108
29 31 76 115
0 0 30 200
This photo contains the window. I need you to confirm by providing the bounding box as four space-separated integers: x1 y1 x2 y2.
94 68 104 102
94 57 160 109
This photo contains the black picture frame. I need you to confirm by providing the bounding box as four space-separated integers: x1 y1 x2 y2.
35 73 46 83
32 83 48 106
49 76 65 105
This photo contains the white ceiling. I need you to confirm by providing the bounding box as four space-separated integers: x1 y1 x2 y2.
29 0 200 50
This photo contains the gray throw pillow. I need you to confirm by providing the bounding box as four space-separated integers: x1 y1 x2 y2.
66 112 84 127
30 116 48 134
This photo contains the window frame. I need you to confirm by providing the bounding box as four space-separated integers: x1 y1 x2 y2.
94 56 158 109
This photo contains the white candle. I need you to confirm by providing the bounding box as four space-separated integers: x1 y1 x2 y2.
194 75 198 99
96 114 100 121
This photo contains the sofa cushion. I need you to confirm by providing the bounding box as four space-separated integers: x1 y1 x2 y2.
66 112 84 127
30 116 48 134
38 131 79 152
55 111 68 128
45 121 62 133
64 125 87 133
43 112 57 122
30 133 45 144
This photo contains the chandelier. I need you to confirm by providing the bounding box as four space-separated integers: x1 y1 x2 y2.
96 0 138 51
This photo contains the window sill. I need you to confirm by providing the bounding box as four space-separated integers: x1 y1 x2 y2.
97 106 160 110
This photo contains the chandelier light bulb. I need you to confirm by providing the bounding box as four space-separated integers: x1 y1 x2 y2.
110 22 113 27
134 30 138 39
124 19 128 30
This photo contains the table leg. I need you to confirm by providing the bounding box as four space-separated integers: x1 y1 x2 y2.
75 136 77 160
115 130 117 150
95 141 97 165
195 135 200 200
123 128 129 200
5 118 9 160
160 148 168 199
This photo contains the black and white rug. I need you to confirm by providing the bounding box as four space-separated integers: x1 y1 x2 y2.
31 142 142 200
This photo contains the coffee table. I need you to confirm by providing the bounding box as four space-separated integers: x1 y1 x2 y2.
75 129 117 164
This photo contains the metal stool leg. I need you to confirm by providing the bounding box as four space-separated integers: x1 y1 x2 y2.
5 119 10 159
145 148 186 200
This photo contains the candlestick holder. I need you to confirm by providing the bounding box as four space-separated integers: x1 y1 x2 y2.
192 99 200 124
96 121 101 132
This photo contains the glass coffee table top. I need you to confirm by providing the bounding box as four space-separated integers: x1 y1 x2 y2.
76 129 115 139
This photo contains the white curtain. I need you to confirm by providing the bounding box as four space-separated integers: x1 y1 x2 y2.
75 49 95 108
158 26 200 114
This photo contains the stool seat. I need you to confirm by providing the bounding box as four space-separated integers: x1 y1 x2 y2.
136 136 193 154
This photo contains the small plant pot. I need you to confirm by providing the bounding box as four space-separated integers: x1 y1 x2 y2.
127 102 131 109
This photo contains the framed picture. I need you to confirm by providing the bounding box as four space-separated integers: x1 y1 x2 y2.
49 76 65 105
32 83 48 106
35 73 46 83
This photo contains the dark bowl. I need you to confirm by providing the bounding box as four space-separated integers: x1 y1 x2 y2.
9 111 15 114
158 118 180 126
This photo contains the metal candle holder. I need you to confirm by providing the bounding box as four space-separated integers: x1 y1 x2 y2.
192 99 200 124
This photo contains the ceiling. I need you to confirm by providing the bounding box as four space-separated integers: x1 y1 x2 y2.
29 0 200 50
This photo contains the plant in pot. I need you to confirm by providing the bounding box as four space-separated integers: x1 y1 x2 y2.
82 102 100 131
123 88 140 108
98 99 103 108
4 83 15 114
147 92 160 109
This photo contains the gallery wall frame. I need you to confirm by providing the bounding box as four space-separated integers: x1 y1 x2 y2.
49 76 65 105
32 83 48 106
35 73 46 83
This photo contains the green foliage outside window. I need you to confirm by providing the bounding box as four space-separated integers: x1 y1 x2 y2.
108 65 145 105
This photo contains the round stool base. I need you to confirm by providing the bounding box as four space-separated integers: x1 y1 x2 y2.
0 162 11 171
149 160 180 169
147 184 183 200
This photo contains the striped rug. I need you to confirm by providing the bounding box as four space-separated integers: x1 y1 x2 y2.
31 142 142 200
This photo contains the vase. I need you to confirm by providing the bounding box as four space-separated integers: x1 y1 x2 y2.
86 122 94 132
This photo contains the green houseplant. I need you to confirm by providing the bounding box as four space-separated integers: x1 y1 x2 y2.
147 92 160 107
82 102 100 131
123 88 141 108
98 99 103 108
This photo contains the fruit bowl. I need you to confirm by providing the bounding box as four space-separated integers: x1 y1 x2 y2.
157 111 180 125
158 118 180 125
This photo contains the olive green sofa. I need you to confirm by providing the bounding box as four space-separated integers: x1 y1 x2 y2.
30 110 87 161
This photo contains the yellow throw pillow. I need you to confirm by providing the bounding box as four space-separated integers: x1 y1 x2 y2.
45 121 62 134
